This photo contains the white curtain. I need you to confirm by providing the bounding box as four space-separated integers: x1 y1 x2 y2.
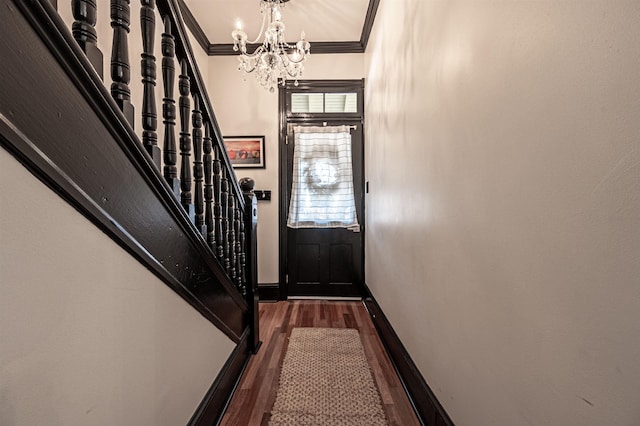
287 126 359 229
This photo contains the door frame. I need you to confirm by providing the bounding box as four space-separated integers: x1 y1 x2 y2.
278 79 365 300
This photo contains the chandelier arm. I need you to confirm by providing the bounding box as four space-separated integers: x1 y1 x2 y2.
276 59 302 79
239 45 267 59
283 61 302 76
280 49 308 64
284 67 302 78
278 48 310 64
247 3 268 44
242 61 260 73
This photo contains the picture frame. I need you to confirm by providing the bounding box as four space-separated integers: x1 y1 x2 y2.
223 136 266 169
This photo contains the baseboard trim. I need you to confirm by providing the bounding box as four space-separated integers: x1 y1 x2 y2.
363 284 455 426
258 283 281 301
288 296 362 301
188 328 252 426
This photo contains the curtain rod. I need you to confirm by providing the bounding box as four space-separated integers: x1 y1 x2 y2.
321 122 358 130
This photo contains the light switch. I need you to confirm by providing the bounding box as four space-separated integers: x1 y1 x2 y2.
254 190 271 201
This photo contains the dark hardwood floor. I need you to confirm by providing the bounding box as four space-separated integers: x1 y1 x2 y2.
220 300 421 426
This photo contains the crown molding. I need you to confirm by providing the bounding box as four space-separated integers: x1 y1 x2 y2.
180 0 380 56
360 0 380 51
178 0 211 53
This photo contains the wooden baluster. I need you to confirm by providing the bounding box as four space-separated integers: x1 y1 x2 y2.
161 16 179 199
239 210 247 293
110 0 135 127
178 59 194 218
232 200 240 287
192 95 205 235
204 124 215 249
213 145 224 259
140 0 160 167
236 207 246 294
228 194 237 282
221 171 230 272
49 0 58 9
72 0 103 79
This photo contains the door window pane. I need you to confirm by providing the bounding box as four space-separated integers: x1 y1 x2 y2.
325 93 358 113
291 93 324 113
290 93 358 113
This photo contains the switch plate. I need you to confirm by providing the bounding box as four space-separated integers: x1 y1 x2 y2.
254 190 271 201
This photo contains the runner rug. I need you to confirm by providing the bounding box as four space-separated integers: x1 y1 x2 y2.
268 327 389 425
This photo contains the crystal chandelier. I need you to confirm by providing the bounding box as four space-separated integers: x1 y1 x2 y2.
232 0 311 92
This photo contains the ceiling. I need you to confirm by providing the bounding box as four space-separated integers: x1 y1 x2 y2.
180 0 379 55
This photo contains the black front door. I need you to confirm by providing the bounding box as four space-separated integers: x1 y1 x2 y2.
284 124 364 297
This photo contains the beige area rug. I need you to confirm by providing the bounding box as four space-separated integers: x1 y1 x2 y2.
268 327 389 425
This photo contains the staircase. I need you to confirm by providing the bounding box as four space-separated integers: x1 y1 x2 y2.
0 0 258 423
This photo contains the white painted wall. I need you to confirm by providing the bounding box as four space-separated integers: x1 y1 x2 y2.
207 54 364 284
0 150 235 425
365 1 640 425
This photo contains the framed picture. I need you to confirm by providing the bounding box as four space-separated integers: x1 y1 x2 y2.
223 136 265 169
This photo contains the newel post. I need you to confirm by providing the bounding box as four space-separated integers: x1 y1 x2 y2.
240 177 261 354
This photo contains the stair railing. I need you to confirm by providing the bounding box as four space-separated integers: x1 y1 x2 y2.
5 0 259 350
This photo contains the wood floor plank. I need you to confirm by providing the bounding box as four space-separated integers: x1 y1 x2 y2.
220 301 420 426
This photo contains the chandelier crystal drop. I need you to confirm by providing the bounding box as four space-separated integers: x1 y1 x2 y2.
232 0 310 93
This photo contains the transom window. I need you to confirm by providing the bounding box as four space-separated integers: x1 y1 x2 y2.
283 80 364 119
291 93 358 113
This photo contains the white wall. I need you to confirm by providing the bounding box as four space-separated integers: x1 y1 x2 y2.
0 150 235 425
365 1 640 425
207 54 364 284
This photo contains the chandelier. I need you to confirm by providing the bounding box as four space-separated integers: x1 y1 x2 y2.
232 0 311 92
